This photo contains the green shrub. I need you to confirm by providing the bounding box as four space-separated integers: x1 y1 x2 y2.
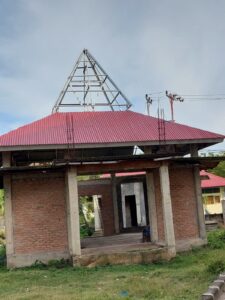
0 229 5 240
207 259 225 274
31 260 48 269
0 229 5 246
31 258 70 269
80 224 94 238
207 229 225 249
0 190 4 216
0 245 6 267
48 258 70 268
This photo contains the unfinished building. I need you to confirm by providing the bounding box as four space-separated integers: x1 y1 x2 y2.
0 49 224 267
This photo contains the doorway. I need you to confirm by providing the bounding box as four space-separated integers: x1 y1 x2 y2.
125 195 138 227
121 182 147 229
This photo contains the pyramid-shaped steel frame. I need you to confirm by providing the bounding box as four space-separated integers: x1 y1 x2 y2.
52 49 132 113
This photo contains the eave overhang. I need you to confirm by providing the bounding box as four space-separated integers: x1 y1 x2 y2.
0 137 223 152
0 156 223 175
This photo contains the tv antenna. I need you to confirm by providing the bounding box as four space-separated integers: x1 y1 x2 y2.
165 91 184 122
52 49 132 113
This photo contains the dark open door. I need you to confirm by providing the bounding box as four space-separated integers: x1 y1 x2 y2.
125 195 137 227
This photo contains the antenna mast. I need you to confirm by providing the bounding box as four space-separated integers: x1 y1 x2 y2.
145 94 153 116
52 49 132 113
165 91 184 122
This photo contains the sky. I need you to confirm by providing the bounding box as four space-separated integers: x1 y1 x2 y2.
0 0 225 151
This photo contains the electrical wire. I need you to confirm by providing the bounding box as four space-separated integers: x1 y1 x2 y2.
146 91 164 95
183 98 225 101
180 94 225 97
147 93 225 102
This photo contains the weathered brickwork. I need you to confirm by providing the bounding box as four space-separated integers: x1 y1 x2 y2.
170 168 199 240
153 167 199 241
78 180 115 236
7 166 200 267
12 173 68 254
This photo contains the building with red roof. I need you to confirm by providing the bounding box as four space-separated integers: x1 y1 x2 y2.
0 110 223 152
0 50 225 268
201 170 225 189
0 108 223 268
201 170 225 215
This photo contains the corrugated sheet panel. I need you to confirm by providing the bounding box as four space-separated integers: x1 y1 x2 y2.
0 111 224 147
201 170 225 188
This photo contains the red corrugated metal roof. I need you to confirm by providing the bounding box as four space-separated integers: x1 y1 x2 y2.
0 111 223 148
201 170 225 188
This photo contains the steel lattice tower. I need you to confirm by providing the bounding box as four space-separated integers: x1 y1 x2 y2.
52 49 132 113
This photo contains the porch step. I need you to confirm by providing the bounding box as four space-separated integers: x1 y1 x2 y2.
75 246 171 267
205 220 218 231
92 230 103 237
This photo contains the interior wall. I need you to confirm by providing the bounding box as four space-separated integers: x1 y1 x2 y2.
121 182 146 228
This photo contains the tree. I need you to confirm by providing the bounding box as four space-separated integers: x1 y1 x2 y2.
79 196 94 237
209 160 225 178
208 151 225 177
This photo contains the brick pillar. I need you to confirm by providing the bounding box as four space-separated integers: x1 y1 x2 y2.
2 152 14 267
159 163 176 256
111 174 119 234
65 166 81 263
146 171 158 242
194 166 207 241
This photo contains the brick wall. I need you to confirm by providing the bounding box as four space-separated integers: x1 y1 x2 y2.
154 167 199 241
78 179 115 236
12 173 68 254
170 167 199 240
9 166 199 261
78 168 199 241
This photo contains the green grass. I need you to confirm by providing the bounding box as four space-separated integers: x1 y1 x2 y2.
0 233 225 299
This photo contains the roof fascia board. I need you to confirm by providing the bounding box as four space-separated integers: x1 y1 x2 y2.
0 138 223 152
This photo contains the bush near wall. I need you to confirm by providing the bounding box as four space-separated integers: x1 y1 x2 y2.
0 245 6 267
0 229 5 246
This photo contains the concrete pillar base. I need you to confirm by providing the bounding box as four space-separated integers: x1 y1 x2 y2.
6 251 70 268
159 163 176 255
194 166 207 240
146 171 158 243
66 166 81 257
72 255 82 267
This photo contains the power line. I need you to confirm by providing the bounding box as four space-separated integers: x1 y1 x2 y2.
151 97 225 101
183 97 225 101
180 94 225 97
175 93 225 101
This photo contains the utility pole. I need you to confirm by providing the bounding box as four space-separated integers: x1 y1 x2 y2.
145 94 153 116
165 91 184 122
